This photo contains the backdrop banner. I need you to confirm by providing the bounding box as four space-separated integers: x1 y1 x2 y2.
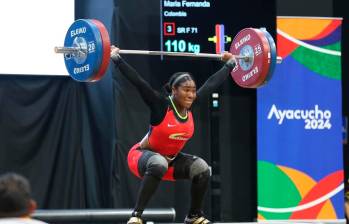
257 17 344 220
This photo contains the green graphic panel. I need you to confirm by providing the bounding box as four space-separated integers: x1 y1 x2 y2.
291 46 341 80
258 161 301 219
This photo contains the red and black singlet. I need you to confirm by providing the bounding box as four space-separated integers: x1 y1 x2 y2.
148 104 194 156
116 58 233 155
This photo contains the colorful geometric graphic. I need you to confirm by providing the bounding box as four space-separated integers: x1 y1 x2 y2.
258 161 343 219
257 17 343 220
277 18 341 80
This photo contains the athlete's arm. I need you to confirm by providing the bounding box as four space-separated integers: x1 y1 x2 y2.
196 54 236 99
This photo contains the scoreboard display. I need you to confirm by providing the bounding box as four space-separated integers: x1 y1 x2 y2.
160 0 235 56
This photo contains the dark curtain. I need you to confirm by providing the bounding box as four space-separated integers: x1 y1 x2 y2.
0 0 116 209
0 76 114 208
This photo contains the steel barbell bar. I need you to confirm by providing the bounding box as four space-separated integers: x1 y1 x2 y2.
54 46 282 63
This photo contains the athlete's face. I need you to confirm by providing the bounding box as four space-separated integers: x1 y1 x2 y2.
172 80 197 109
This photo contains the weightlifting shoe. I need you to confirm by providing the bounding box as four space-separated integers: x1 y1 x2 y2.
184 212 211 224
127 216 143 224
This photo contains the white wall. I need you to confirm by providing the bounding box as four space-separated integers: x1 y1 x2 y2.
0 0 74 76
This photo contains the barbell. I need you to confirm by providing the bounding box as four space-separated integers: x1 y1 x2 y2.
54 19 282 88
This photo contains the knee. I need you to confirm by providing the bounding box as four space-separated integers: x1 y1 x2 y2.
189 157 211 180
145 154 168 179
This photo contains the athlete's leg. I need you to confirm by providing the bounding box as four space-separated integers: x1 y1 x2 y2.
127 145 168 223
171 153 211 223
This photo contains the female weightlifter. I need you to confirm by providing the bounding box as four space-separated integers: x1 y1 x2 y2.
111 45 236 224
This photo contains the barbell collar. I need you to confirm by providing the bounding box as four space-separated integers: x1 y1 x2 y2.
54 47 84 54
